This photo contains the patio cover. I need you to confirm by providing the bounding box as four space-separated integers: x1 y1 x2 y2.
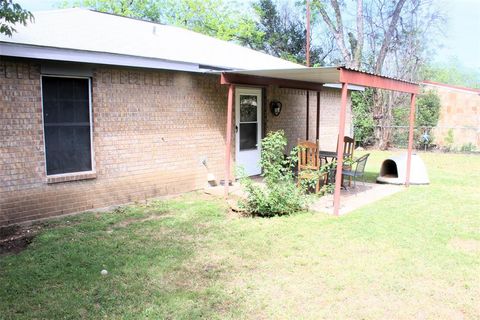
220 66 418 94
220 66 420 216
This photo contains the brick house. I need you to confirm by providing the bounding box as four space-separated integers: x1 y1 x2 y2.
422 81 480 149
0 9 356 226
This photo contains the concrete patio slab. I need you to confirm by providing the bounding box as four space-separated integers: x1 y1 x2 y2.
309 182 403 215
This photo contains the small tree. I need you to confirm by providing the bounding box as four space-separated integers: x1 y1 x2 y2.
0 0 33 36
390 89 441 148
238 131 307 217
444 129 455 152
351 89 375 146
416 89 441 128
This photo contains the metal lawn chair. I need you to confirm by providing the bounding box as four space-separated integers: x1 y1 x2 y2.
342 153 370 193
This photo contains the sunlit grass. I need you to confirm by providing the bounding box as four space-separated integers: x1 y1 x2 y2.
1 151 479 319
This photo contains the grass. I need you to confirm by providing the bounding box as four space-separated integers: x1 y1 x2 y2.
1 151 479 319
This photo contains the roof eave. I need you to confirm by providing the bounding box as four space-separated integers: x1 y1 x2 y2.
0 42 211 73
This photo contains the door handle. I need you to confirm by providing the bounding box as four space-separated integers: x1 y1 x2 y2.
235 125 238 133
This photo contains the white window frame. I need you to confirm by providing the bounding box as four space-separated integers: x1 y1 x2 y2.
40 74 96 178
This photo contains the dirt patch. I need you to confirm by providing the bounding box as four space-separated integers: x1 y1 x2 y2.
0 224 43 256
448 238 480 254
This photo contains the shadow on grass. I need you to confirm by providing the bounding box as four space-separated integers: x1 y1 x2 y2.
363 171 379 183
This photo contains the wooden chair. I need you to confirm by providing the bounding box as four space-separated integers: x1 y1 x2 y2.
297 139 325 193
342 135 355 187
343 135 355 158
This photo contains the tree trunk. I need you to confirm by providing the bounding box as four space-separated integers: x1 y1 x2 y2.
372 89 395 150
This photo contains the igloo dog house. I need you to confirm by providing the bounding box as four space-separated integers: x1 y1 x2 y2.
377 153 429 185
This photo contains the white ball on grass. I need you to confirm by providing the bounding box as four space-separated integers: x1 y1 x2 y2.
101 269 108 276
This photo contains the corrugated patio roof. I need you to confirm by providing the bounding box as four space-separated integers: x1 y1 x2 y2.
219 66 419 93
222 66 418 86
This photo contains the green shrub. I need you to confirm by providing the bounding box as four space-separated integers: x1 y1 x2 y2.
238 130 308 217
416 90 441 128
351 89 375 146
460 143 476 153
444 129 455 152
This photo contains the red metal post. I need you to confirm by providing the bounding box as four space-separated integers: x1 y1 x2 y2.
316 91 320 140
405 93 416 187
224 84 234 197
306 91 310 140
306 0 310 67
333 83 349 216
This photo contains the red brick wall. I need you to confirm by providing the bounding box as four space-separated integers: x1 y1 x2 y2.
424 83 480 149
1 59 229 225
265 86 352 152
1 58 351 226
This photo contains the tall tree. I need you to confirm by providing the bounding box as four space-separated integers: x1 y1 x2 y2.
61 0 261 43
366 0 444 148
314 0 443 148
247 0 335 65
313 0 365 68
0 0 33 36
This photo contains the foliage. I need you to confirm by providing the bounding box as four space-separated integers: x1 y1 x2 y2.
297 158 337 195
421 59 480 89
250 0 305 64
61 0 261 42
0 0 33 36
247 0 331 65
312 0 443 149
351 89 375 146
389 89 441 148
460 143 476 153
257 129 292 185
444 128 455 152
416 89 441 127
238 131 308 217
161 0 261 42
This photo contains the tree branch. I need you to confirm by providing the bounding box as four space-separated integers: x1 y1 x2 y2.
352 0 364 68
317 1 352 65
374 0 407 74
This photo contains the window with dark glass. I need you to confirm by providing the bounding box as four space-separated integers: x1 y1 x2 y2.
239 95 258 150
42 76 92 175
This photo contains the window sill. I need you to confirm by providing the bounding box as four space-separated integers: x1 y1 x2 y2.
46 172 97 184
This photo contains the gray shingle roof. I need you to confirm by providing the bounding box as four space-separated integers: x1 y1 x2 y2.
0 8 302 71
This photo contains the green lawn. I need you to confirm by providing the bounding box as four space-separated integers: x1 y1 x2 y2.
1 151 479 319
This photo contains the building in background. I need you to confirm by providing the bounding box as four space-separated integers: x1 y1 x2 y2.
422 81 480 150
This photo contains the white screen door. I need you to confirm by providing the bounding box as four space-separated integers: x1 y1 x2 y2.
235 88 262 176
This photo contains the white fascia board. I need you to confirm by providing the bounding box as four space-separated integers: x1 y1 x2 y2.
0 42 203 72
323 83 365 91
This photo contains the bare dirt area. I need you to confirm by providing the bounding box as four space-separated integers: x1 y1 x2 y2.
0 224 43 256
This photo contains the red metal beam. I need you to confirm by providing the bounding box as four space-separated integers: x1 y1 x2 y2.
221 73 323 92
333 83 349 216
224 84 234 197
405 93 416 187
339 68 419 94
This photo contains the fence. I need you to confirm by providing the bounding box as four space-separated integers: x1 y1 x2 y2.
373 126 480 152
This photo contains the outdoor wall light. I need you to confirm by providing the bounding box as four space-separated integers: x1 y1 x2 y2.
270 100 282 116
